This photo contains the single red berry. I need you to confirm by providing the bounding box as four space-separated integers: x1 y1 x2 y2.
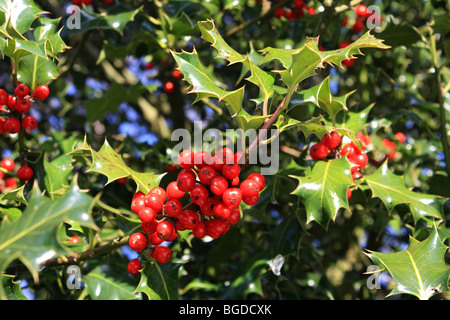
172 70 182 80
149 186 166 200
151 246 172 263
227 207 241 225
222 187 242 208
141 220 158 235
165 164 178 173
0 118 5 134
7 95 16 110
347 187 352 199
127 259 142 275
242 194 259 205
33 85 50 100
240 179 261 197
145 192 165 212
310 142 329 160
192 221 206 239
166 181 185 199
343 58 355 67
200 197 219 217
234 151 245 165
164 199 182 217
178 210 199 230
321 131 342 149
68 236 81 244
17 165 33 181
190 184 209 205
382 139 397 150
177 150 195 169
194 151 212 168
5 117 21 134
128 232 147 252
14 83 29 98
148 231 164 245
231 176 240 186
341 143 357 158
221 163 241 181
352 17 364 33
116 177 127 185
394 132 406 143
5 177 17 189
131 193 146 214
22 115 38 133
354 4 368 17
1 158 15 171
274 7 286 19
144 62 154 70
163 81 175 94
247 173 265 190
0 89 8 105
352 171 363 180
177 171 196 192
15 98 31 113
138 207 157 223
197 165 218 185
156 221 175 241
348 152 368 168
213 201 232 219
210 176 229 196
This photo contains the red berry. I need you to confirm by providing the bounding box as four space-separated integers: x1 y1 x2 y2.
205 219 229 239
177 171 196 192
274 7 286 19
242 194 259 205
348 153 368 168
5 117 21 133
166 181 185 199
141 220 158 235
200 197 219 217
213 201 232 219
354 4 368 17
131 193 146 214
194 151 212 168
352 17 364 33
138 207 157 223
177 150 195 169
148 232 164 245
127 259 142 275
0 89 8 105
164 199 182 217
192 221 206 239
347 187 352 199
8 95 16 110
1 158 15 171
197 165 217 185
151 246 172 263
128 232 147 252
341 143 356 158
33 85 50 100
145 192 165 212
227 207 241 225
343 59 355 67
210 176 228 196
68 236 81 244
321 131 342 149
165 164 178 173
144 62 154 70
190 184 209 205
240 179 261 197
221 163 241 181
22 115 38 133
15 98 31 113
178 210 199 230
156 221 175 241
247 173 265 190
163 81 175 94
172 70 182 80
310 142 329 159
352 171 363 180
14 83 29 98
5 177 17 189
149 186 166 200
222 187 242 208
394 132 406 143
17 165 33 181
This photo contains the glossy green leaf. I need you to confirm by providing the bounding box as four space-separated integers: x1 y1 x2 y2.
365 224 450 300
0 182 96 297
17 54 58 92
1 274 27 300
79 139 165 194
84 264 140 300
290 157 354 228
76 6 140 35
364 162 447 222
136 261 180 300
0 0 46 39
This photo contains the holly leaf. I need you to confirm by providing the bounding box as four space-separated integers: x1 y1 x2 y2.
364 224 450 300
290 157 354 228
364 162 447 222
82 139 165 194
274 113 327 139
136 261 180 300
17 54 58 91
1 274 27 300
0 181 96 298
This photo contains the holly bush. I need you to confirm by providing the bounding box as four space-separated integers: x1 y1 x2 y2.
0 0 449 301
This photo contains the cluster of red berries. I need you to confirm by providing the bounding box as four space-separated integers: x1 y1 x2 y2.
342 4 382 34
310 131 372 199
272 0 316 21
126 148 265 275
0 83 49 135
72 0 114 6
0 158 33 192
